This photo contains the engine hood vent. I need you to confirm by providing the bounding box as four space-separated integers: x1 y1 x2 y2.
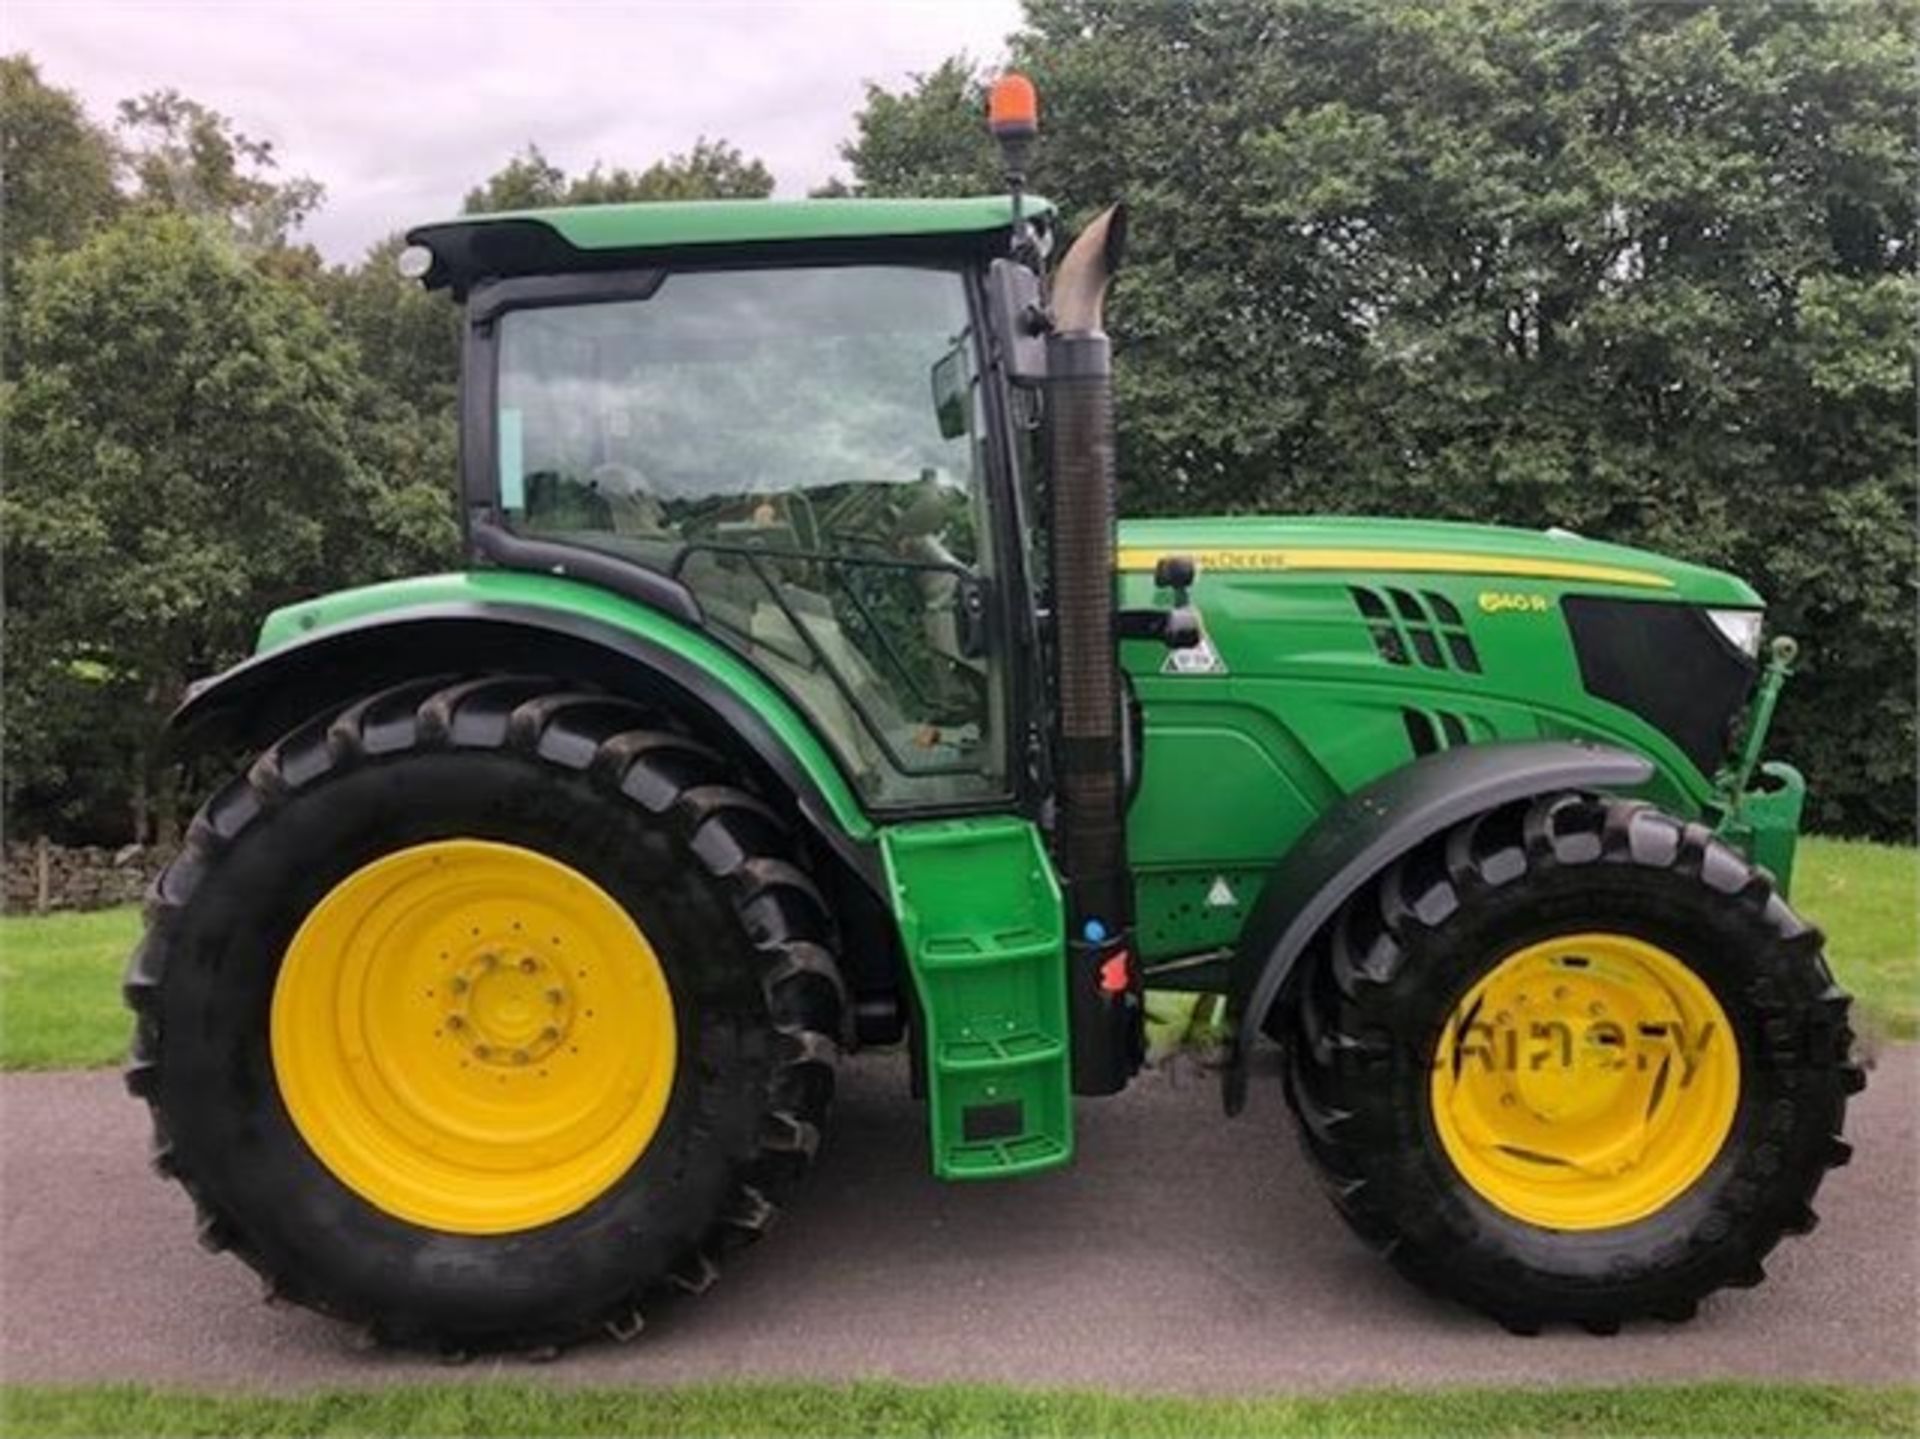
1352 587 1482 674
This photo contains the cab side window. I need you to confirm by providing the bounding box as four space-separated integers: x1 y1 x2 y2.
494 265 1005 808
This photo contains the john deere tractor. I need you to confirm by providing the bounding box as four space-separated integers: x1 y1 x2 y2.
129 77 1860 1351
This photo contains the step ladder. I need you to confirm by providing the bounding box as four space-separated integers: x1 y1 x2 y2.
879 817 1074 1179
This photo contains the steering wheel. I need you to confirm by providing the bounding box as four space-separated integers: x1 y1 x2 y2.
815 480 936 552
586 462 667 533
588 460 649 495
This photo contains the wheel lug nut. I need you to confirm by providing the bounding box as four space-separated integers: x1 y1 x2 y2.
512 1049 529 1065
547 989 564 1005
450 976 468 994
542 1026 559 1041
482 953 498 970
520 958 537 975
446 1015 465 1030
475 1044 491 1060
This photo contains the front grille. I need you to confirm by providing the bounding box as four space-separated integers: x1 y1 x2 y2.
1561 596 1757 775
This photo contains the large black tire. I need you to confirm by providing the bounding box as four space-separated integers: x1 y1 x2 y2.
125 676 845 1353
1284 792 1863 1333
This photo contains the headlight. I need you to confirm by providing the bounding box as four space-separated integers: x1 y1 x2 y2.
396 244 434 280
1707 608 1764 659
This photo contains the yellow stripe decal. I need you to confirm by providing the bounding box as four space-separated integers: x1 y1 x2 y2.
1114 546 1673 589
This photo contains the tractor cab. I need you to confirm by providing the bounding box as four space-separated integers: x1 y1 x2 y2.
405 199 1059 813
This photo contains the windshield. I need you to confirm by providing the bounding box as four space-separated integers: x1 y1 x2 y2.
494 264 1006 808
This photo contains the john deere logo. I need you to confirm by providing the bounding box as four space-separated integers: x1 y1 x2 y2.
1192 550 1287 572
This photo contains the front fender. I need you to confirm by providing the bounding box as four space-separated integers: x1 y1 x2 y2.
171 573 879 887
1220 739 1654 1115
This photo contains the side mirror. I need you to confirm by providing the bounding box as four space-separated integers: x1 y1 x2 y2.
986 258 1049 384
930 346 970 440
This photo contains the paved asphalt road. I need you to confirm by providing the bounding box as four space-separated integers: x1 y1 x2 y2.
3 1046 1915 1394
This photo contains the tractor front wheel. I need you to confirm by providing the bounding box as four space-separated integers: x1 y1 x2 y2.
1284 792 1861 1333
125 678 844 1353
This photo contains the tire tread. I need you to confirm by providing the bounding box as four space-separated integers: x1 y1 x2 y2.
1279 792 1861 1332
127 675 843 1354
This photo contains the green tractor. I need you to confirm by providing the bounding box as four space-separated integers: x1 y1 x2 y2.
129 78 1860 1351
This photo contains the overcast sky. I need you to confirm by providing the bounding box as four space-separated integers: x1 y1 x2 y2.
9 1 1024 263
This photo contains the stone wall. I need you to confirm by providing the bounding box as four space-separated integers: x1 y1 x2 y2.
3 841 173 913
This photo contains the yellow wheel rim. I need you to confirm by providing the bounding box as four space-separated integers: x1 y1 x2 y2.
271 840 676 1235
1430 932 1739 1230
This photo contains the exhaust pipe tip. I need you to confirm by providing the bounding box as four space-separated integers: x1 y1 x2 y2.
1051 203 1128 337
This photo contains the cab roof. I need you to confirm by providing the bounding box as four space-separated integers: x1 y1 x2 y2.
405 195 1055 293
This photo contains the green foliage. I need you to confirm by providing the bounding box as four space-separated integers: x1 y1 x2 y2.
0 54 780 845
459 142 566 212
0 56 120 292
837 58 998 198
843 0 1919 838
322 235 460 414
313 232 463 574
0 213 442 839
115 88 324 251
462 137 773 213
1 1380 1915 1438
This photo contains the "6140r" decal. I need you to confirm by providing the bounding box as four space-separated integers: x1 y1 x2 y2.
1477 591 1550 614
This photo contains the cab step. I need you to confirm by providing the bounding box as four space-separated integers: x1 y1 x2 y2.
879 817 1074 1179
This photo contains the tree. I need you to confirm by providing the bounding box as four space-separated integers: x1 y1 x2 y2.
314 233 464 582
608 137 773 202
842 0 1917 838
462 137 774 213
834 57 996 199
460 142 568 212
3 214 383 841
0 54 121 289
320 233 461 417
117 88 323 250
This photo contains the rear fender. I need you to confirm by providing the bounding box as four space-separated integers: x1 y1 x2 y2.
1220 740 1654 1114
170 600 881 892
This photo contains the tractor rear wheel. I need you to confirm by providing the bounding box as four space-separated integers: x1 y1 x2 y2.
126 677 844 1353
1284 792 1861 1333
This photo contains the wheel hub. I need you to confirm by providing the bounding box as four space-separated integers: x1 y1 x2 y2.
448 948 573 1066
271 840 677 1235
1430 932 1740 1230
1503 975 1627 1124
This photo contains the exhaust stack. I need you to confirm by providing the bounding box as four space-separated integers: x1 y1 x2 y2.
989 72 1138 1093
1045 204 1138 1095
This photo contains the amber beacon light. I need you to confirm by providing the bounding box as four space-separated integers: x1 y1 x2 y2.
988 72 1039 140
989 72 1040 247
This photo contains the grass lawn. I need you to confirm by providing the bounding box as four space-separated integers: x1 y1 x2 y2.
1 836 1913 1070
0 907 141 1069
1792 836 1919 1038
1 1380 1914 1438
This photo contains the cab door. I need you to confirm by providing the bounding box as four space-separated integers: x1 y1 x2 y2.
477 261 1015 812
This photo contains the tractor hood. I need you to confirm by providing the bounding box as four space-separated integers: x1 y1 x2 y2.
1115 515 1762 608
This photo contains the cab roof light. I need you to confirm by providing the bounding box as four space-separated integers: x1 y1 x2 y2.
988 72 1038 140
